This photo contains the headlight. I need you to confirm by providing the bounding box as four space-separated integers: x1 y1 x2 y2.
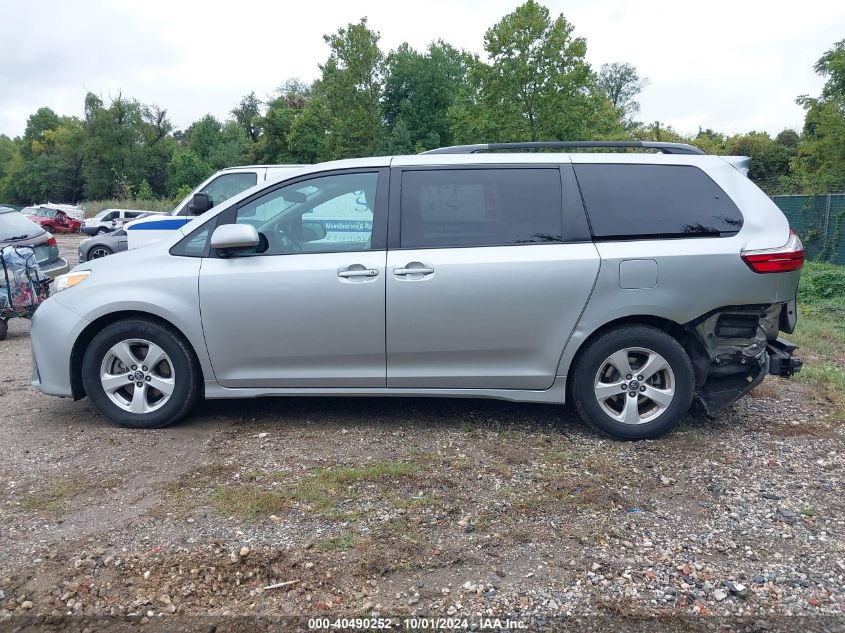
54 270 91 292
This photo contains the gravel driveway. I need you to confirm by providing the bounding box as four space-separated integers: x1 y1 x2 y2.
1 234 843 630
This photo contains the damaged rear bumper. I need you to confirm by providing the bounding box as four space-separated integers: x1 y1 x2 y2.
688 303 802 416
696 353 770 416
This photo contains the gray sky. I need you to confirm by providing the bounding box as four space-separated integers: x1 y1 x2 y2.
1 0 843 138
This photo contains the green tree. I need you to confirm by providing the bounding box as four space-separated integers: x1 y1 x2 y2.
231 92 262 144
168 149 212 196
450 1 620 143
184 114 251 170
82 93 150 199
596 62 648 123
3 112 86 203
287 96 331 163
253 79 311 164
140 105 177 197
383 41 467 151
136 178 154 200
793 39 845 192
288 19 385 161
20 107 60 159
0 135 18 201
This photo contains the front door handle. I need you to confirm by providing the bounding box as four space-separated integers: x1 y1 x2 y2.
394 264 434 276
338 268 378 278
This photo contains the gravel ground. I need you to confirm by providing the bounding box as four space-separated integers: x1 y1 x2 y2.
0 234 843 631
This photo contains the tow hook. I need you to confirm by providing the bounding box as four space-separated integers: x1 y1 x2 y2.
767 338 802 377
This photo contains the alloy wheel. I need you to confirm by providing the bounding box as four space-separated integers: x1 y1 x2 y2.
89 246 112 259
593 347 675 425
99 339 175 414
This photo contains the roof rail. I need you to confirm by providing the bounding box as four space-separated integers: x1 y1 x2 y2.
422 141 705 155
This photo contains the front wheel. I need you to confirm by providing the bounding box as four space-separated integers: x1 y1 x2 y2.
571 325 694 440
81 319 200 428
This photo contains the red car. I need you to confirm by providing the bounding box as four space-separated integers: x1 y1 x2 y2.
23 206 82 233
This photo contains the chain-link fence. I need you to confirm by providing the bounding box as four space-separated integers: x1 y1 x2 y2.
772 194 845 265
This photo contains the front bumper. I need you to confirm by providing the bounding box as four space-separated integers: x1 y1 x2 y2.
30 297 90 397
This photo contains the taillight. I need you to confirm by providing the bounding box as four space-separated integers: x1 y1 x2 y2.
741 230 804 274
46 237 57 248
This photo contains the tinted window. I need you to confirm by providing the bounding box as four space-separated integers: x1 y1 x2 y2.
400 168 562 248
574 164 743 239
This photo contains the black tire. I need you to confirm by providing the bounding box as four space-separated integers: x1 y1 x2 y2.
88 245 113 259
81 318 201 429
571 325 694 440
0 318 7 341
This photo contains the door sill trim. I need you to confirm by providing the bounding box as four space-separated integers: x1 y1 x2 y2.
203 376 568 404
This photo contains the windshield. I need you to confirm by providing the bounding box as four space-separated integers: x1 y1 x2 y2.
94 209 112 219
0 211 45 241
31 207 56 218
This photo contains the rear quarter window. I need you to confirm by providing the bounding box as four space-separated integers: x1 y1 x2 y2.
573 164 743 239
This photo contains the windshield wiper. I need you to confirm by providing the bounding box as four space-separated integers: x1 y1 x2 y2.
4 234 30 241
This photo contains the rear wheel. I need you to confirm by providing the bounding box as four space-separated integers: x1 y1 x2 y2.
572 325 694 440
81 319 200 428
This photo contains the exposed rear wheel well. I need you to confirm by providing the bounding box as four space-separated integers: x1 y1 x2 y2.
70 311 202 399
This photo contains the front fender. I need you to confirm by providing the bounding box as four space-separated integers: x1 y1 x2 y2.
52 255 214 383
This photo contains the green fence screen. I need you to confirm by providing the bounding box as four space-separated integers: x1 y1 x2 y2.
772 194 845 265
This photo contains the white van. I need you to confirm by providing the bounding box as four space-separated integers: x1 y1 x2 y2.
125 165 304 250
82 209 158 236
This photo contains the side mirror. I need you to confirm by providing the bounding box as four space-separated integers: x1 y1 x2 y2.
210 224 260 256
188 192 213 215
300 220 327 242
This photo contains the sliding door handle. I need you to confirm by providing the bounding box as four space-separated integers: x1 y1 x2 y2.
394 266 434 276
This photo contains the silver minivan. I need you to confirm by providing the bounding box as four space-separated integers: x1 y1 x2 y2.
31 142 804 439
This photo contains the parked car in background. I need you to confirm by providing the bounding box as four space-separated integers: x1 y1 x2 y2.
79 212 164 262
23 206 82 233
125 165 304 250
78 229 128 262
82 209 158 236
32 141 803 439
0 207 68 276
34 203 84 222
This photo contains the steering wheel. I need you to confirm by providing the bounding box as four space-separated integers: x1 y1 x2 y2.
265 223 302 254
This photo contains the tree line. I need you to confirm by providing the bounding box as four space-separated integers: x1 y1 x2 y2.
0 0 843 205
